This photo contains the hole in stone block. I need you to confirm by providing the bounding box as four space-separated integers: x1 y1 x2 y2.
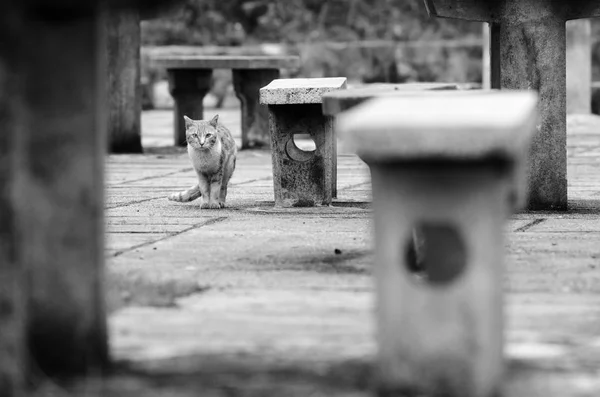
404 223 467 285
286 134 316 162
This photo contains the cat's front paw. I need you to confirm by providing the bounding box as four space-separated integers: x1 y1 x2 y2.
219 202 226 208
201 202 221 210
168 193 183 202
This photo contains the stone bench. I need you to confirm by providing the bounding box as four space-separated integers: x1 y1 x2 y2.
425 0 600 210
336 91 538 396
321 82 459 116
259 77 347 207
150 55 301 149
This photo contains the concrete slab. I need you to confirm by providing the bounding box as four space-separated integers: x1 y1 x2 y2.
150 55 301 70
259 77 347 105
336 91 538 162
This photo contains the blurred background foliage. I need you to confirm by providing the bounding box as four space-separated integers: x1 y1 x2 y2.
141 0 600 109
141 0 485 85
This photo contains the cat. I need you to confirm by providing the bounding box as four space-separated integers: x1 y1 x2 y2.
168 114 237 209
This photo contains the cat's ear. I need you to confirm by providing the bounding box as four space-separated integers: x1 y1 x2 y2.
184 115 194 129
209 114 219 127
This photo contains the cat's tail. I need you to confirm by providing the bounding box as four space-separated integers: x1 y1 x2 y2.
168 184 202 202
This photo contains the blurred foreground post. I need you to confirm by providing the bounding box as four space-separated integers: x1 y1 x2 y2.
337 91 538 397
0 5 26 395
0 0 178 383
18 4 109 377
425 0 600 210
107 6 143 153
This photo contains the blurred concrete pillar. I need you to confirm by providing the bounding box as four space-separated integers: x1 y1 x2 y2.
107 7 143 153
482 23 490 89
566 19 591 114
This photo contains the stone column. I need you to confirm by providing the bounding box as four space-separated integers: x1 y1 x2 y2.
107 7 143 153
18 7 109 376
566 19 592 114
167 69 213 146
424 0 600 211
494 6 567 210
232 68 280 149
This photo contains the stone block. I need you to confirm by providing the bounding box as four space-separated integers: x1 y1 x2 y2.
321 82 458 116
260 77 348 105
425 0 600 210
260 78 347 206
336 91 538 397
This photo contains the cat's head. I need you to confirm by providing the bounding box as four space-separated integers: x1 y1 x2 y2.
184 114 219 150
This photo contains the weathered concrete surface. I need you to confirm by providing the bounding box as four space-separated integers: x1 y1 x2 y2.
17 7 109 377
321 82 458 116
566 19 592 115
335 92 537 162
425 0 600 211
261 78 348 205
151 55 300 70
0 5 25 395
268 104 337 206
260 77 348 105
106 7 142 153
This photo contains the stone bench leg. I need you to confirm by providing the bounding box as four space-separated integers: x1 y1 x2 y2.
168 69 212 146
268 104 336 206
106 7 142 153
233 68 280 149
371 162 507 397
0 17 25 390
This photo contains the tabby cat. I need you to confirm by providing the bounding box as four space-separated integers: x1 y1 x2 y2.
168 114 237 209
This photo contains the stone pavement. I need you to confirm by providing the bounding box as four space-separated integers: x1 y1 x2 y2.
82 107 600 396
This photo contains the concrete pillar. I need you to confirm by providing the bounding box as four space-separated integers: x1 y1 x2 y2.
425 0 600 210
566 19 592 114
482 23 491 89
0 5 26 395
18 6 109 377
107 7 143 153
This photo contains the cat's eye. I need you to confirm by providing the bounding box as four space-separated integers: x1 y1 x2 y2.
205 133 212 138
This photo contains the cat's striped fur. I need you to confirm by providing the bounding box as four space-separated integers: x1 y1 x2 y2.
168 114 237 209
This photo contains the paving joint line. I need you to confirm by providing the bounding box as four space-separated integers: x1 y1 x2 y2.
231 176 272 186
105 197 162 210
108 216 228 258
109 167 194 186
514 218 546 233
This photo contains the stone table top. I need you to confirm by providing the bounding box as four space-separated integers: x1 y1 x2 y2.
259 77 348 105
336 90 538 162
150 55 301 70
321 82 460 115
